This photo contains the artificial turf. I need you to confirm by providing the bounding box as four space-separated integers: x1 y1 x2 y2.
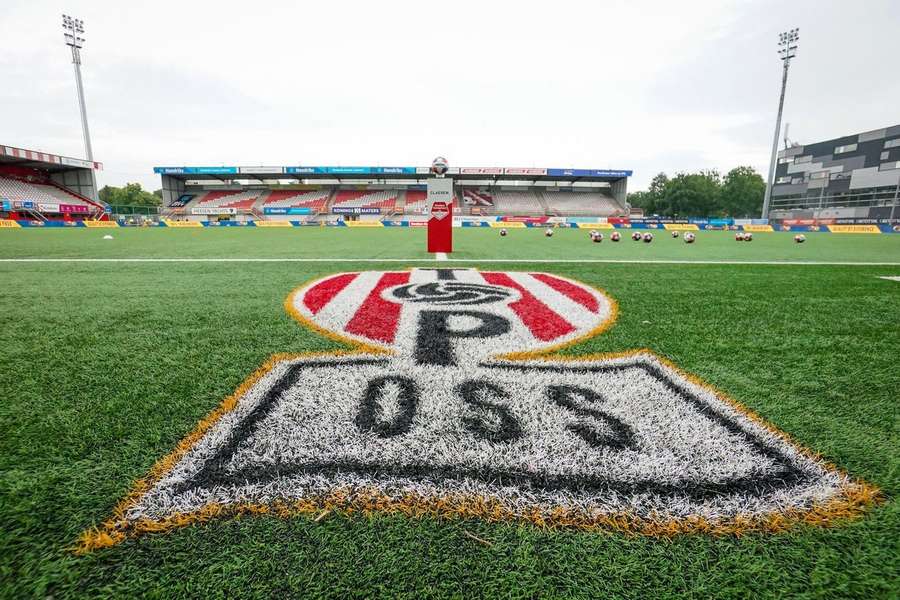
1 229 898 599
0 226 898 262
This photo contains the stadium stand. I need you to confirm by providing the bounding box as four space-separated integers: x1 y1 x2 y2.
542 191 623 216
403 190 427 214
332 190 399 212
491 191 543 215
403 190 427 215
261 189 331 211
153 164 633 220
193 190 262 210
463 189 494 207
157 185 628 219
402 190 460 215
0 176 92 207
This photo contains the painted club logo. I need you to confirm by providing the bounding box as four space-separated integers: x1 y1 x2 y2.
80 269 876 550
430 201 450 220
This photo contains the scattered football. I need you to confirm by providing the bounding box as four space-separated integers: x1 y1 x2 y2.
684 232 696 244
794 234 806 243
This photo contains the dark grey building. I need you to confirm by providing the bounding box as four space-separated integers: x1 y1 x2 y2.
770 124 900 220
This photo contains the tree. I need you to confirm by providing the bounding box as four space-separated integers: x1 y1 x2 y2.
720 166 765 218
98 183 161 207
625 190 653 213
660 170 721 217
627 172 669 214
648 172 669 198
153 188 163 200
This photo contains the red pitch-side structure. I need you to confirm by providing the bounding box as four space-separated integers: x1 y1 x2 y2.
426 163 453 254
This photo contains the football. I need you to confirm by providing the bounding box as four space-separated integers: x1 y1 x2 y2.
430 156 449 176
684 232 696 243
545 227 554 237
735 232 745 242
671 230 680 238
610 231 621 242
499 228 507 237
632 231 643 241
642 232 654 243
744 232 753 242
592 232 603 243
794 234 806 243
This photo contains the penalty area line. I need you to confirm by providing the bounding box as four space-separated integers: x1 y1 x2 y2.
1 258 899 266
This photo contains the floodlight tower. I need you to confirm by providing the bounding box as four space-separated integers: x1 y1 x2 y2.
62 14 94 161
762 28 799 219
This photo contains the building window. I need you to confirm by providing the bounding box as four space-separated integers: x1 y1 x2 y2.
778 157 793 164
834 143 858 154
884 138 900 149
794 155 812 164
882 151 891 160
776 176 791 184
809 171 829 180
879 161 900 171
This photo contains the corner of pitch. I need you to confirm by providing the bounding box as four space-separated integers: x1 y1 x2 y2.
80 268 878 549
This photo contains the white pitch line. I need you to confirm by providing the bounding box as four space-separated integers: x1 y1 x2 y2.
1 258 899 266
877 276 900 282
435 252 448 261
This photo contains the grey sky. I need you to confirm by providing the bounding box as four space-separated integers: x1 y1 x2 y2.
1 0 898 191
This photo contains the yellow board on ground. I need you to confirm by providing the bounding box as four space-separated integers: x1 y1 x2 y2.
488 221 525 228
577 223 614 230
742 224 774 232
345 221 384 228
162 220 203 228
0 219 21 228
663 223 700 231
827 224 881 234
253 220 293 227
83 220 119 228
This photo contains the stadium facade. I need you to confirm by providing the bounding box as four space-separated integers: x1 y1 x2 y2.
153 165 632 222
771 124 900 221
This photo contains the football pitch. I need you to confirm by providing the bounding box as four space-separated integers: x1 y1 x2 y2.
1 227 899 599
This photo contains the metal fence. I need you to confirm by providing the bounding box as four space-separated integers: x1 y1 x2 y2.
108 204 161 216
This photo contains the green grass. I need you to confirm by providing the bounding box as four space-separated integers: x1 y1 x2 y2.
1 229 899 598
0 226 898 262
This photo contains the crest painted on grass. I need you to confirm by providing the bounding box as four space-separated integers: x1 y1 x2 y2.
79 269 877 551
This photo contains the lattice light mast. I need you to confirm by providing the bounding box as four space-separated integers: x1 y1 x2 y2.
762 28 799 218
62 14 94 161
